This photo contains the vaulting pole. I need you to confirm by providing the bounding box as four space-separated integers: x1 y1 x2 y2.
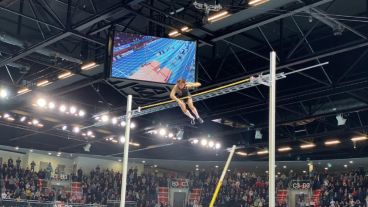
269 51 276 207
120 95 132 207
209 145 236 207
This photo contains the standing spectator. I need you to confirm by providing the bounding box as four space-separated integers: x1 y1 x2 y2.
30 161 36 172
16 158 21 169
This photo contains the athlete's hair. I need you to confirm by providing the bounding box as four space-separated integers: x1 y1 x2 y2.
177 79 186 84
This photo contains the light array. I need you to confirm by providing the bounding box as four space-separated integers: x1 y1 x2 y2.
278 146 292 152
0 113 44 128
104 136 140 146
34 98 86 118
351 136 367 142
189 138 221 150
300 143 316 149
94 114 135 129
257 150 268 155
148 127 182 140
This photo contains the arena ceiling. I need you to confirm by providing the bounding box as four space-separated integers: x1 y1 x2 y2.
0 0 367 162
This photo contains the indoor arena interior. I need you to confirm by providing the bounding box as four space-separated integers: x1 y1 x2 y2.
0 0 368 207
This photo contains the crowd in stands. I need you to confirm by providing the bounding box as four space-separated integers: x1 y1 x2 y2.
0 156 367 207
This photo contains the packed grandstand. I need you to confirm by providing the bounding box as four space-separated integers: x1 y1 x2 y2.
0 157 367 207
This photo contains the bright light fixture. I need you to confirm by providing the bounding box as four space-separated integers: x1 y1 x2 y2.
278 146 292 152
248 0 269 6
36 80 51 87
87 131 93 136
120 136 125 143
32 119 39 125
181 26 191 32
168 30 180 37
208 141 215 148
168 133 174 138
192 139 199 144
159 128 167 136
300 143 316 149
236 151 247 156
208 11 229 22
59 105 67 112
73 126 80 133
344 164 348 168
15 146 19 150
81 62 98 70
325 140 341 146
20 116 26 122
101 115 109 122
257 150 268 155
48 102 55 109
58 71 74 79
130 122 136 129
0 88 8 99
351 136 367 142
17 87 31 95
200 139 208 146
36 98 47 107
48 152 52 155
111 117 118 125
78 110 85 117
62 125 67 131
70 106 77 114
120 121 126 127
215 143 221 149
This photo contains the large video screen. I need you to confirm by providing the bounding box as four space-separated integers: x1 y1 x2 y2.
110 32 197 84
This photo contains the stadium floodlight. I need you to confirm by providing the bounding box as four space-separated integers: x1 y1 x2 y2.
215 142 221 149
207 11 229 22
208 141 214 148
300 143 316 149
248 0 269 6
20 116 26 122
78 110 85 117
36 80 51 87
278 146 292 152
0 88 8 99
130 122 136 129
36 98 47 108
70 106 77 114
257 150 268 155
58 71 74 79
81 62 98 70
168 30 180 37
17 87 31 95
101 115 109 122
168 133 174 138
120 136 125 143
72 126 80 134
236 151 247 156
200 138 208 146
325 139 341 146
48 102 55 109
59 105 67 112
159 128 167 136
351 136 367 142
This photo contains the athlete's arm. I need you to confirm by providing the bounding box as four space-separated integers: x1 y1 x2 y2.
170 85 180 101
186 82 201 89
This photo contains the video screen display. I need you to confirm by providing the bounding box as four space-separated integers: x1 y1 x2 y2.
110 32 197 84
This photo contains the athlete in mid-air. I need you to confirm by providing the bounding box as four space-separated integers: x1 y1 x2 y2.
170 79 204 125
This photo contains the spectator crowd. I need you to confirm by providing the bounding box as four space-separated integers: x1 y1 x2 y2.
0 157 367 207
